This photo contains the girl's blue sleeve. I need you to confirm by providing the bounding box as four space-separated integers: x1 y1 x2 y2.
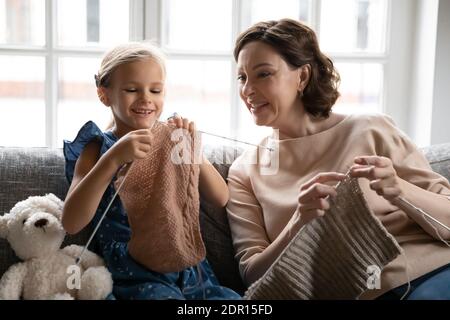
63 121 109 184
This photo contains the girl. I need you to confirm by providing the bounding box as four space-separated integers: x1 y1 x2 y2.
62 42 240 300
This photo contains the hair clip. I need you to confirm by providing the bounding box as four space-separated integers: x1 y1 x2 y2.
94 74 100 88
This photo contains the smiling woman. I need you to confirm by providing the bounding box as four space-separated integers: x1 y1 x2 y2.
236 42 314 130
226 18 450 300
234 20 340 139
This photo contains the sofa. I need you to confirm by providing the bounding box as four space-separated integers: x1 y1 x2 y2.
1 142 450 298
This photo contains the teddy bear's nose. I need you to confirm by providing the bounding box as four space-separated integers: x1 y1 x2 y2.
34 219 48 228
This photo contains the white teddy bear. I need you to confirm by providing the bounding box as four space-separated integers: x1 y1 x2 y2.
0 193 113 300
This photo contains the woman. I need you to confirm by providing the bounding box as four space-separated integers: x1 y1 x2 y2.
226 18 450 299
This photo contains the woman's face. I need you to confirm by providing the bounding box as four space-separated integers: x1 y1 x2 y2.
237 41 301 127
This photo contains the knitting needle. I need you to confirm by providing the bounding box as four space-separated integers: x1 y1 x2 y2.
197 129 274 152
161 119 274 152
75 163 133 265
396 196 450 233
76 118 161 264
348 160 450 233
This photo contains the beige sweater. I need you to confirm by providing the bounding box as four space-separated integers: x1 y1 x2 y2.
226 114 450 299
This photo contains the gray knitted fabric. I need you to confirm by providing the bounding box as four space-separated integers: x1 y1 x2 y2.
244 176 402 300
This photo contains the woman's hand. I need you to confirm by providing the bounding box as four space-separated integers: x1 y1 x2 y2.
350 156 403 203
109 129 153 168
295 172 346 227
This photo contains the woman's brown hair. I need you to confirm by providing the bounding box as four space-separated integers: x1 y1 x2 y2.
234 18 340 118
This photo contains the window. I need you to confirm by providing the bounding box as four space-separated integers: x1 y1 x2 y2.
319 0 387 116
153 0 390 145
1 0 396 147
0 0 131 147
160 0 235 146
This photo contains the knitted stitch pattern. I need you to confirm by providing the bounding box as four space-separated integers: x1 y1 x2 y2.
244 176 402 300
115 122 205 273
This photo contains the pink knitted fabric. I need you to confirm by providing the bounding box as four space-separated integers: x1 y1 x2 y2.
115 122 205 273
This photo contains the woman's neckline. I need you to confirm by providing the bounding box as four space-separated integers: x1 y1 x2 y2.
272 113 353 142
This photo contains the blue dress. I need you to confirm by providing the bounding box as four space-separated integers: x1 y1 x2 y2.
63 121 241 300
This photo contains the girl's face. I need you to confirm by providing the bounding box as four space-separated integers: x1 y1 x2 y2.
237 41 302 128
103 58 165 135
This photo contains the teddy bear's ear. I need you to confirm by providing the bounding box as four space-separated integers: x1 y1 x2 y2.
0 214 9 239
45 193 64 209
44 193 64 220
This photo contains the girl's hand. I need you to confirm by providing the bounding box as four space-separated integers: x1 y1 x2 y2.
295 172 346 226
350 156 403 203
109 129 153 167
167 113 196 133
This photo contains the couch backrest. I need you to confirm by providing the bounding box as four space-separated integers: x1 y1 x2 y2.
422 143 450 182
0 145 247 294
0 148 71 278
1 142 450 295
0 148 68 213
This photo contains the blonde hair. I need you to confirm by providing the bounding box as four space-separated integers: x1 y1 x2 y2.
95 42 166 88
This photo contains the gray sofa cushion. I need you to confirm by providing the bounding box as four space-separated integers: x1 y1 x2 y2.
0 148 68 210
422 143 450 181
0 148 69 277
0 148 96 276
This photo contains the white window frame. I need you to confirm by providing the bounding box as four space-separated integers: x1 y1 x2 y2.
143 0 412 139
315 0 391 120
0 0 414 147
0 0 144 148
141 0 242 138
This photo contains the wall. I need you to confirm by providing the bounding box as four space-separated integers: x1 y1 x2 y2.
408 0 438 147
430 0 450 145
408 0 450 147
385 0 415 133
